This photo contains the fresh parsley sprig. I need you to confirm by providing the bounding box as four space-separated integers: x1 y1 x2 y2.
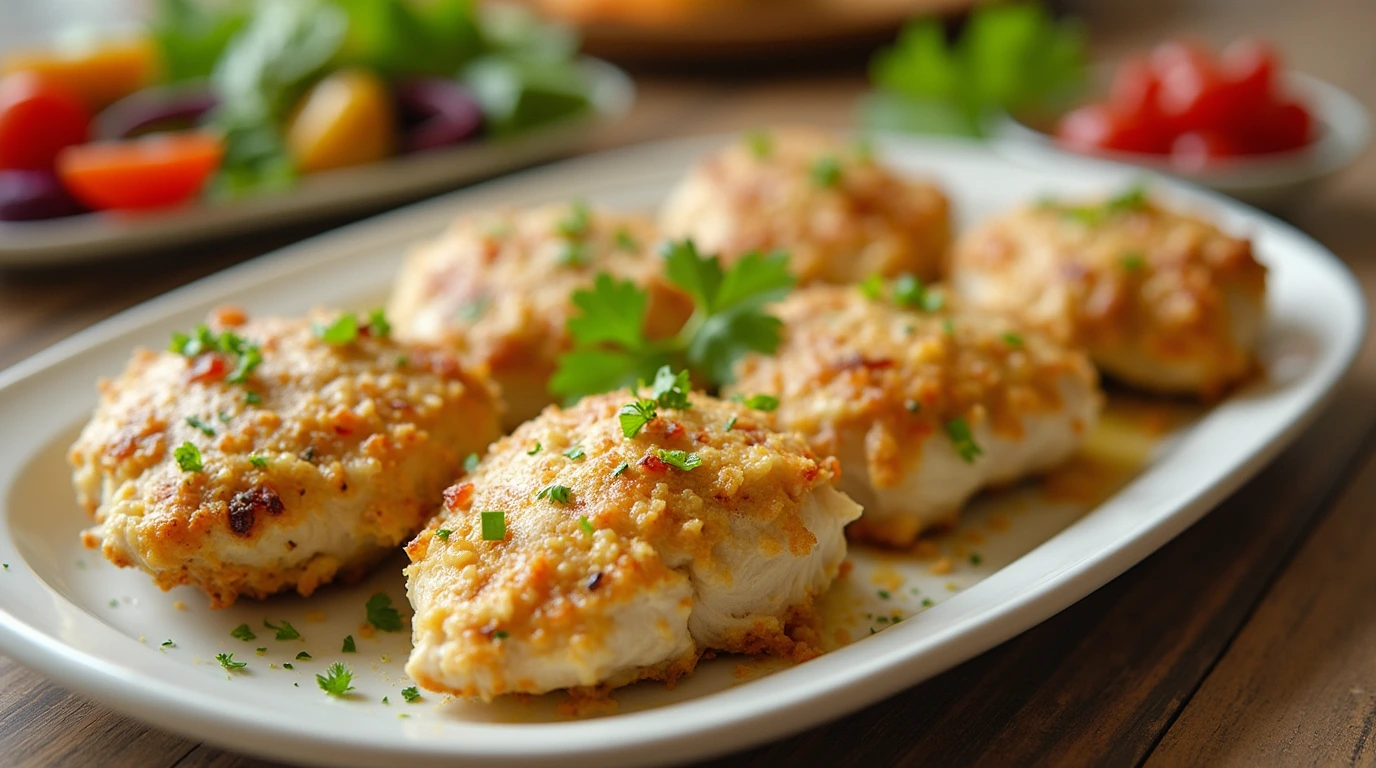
550 240 794 401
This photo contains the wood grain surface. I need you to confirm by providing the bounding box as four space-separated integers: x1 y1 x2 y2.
1 1 1374 766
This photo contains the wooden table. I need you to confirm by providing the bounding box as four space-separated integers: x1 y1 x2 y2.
2 1 1373 765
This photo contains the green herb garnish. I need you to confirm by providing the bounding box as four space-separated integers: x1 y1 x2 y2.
317 662 354 696
1002 332 1024 348
578 516 595 535
618 398 657 438
365 593 404 633
810 156 842 188
248 454 268 469
481 510 507 541
944 417 983 463
264 619 301 641
859 274 884 300
401 686 421 703
724 415 738 431
230 623 256 642
1120 251 1147 272
173 442 203 472
434 528 452 541
367 308 391 337
296 651 311 660
216 652 246 670
656 449 702 471
464 453 480 473
342 635 356 653
527 442 542 456
563 446 586 460
314 313 359 345
746 130 773 159
742 394 779 412
537 485 572 504
611 461 629 478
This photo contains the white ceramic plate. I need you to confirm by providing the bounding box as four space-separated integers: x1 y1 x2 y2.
0 134 1363 768
0 58 634 268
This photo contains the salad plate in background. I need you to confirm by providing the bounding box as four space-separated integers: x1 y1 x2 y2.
0 134 1362 767
0 0 634 266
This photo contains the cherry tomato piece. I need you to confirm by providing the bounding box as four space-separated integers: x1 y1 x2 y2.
0 73 91 171
1170 130 1244 171
1256 101 1314 153
56 132 223 211
1220 38 1280 113
1056 104 1162 154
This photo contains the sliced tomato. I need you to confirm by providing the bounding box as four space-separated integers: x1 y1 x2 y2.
1255 101 1314 153
0 72 91 170
1170 130 1244 171
1056 103 1161 154
56 132 223 211
1220 38 1279 111
1153 44 1234 133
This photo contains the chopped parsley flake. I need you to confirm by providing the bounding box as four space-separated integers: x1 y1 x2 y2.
656 449 702 471
892 274 945 312
230 623 257 641
395 354 409 368
618 398 657 438
342 635 356 653
944 417 983 463
366 593 404 633
296 651 311 660
557 200 591 239
217 411 232 424
248 454 268 469
527 442 542 455
578 516 595 535
161 639 175 648
216 653 246 670
1121 251 1147 271
314 313 359 345
611 461 629 478
563 446 586 460
810 155 842 188
481 510 507 541
493 630 510 640
557 240 590 267
742 394 779 411
173 442 203 472
282 663 294 670
255 647 266 656
458 298 487 321
1002 332 1024 348
244 391 263 405
970 553 984 565
170 325 263 385
859 274 884 300
746 130 773 159
464 453 480 473
537 485 572 504
434 528 452 541
317 662 354 696
382 696 389 704
650 366 692 410
922 597 934 607
724 415 738 431
614 228 639 251
367 308 391 337
401 686 421 703
264 619 301 641
878 590 891 600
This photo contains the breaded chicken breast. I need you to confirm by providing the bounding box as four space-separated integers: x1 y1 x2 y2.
388 203 693 428
949 189 1267 398
404 386 861 699
68 307 502 608
658 128 950 284
726 284 1102 547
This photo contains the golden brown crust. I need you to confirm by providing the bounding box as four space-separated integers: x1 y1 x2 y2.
388 204 693 427
68 309 503 607
659 128 951 284
405 391 854 698
950 196 1267 397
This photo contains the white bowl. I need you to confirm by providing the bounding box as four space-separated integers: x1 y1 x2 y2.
990 72 1370 209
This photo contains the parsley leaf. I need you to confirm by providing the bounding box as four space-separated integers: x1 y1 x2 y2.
367 308 391 338
650 365 692 410
527 442 542 455
551 241 793 401
557 200 591 239
216 652 246 670
365 593 404 632
342 635 356 653
248 454 268 469
810 155 842 188
742 394 779 411
614 227 639 251
263 619 301 641
537 485 572 504
173 442 203 472
481 510 506 541
296 651 311 660
611 461 629 477
317 662 354 696
618 398 657 438
314 313 358 345
230 623 256 641
724 415 738 431
1002 332 1024 348
401 686 421 703
578 515 595 535
1120 251 1147 271
944 417 984 463
656 449 702 471
562 446 586 460
186 416 216 436
434 528 452 541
